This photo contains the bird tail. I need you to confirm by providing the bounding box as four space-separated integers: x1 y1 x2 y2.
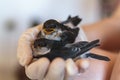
61 15 82 26
76 39 100 56
86 53 110 61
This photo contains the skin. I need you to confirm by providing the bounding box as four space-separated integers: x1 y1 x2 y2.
76 5 120 79
17 5 120 80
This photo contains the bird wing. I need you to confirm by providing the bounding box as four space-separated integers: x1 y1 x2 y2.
33 39 99 61
61 15 82 26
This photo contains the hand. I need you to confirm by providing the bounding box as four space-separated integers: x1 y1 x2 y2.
17 25 90 80
75 48 117 80
17 24 117 80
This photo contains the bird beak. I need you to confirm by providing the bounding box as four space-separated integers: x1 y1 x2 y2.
43 28 55 35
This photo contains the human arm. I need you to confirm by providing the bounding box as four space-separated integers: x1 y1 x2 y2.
83 17 120 52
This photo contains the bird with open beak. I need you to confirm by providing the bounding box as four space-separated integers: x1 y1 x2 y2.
32 16 110 61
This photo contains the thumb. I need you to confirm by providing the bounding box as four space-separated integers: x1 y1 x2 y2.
17 25 42 66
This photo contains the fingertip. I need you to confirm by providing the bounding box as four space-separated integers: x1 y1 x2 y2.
17 24 43 66
52 57 65 63
79 59 90 69
17 25 42 66
25 58 50 79
66 58 78 76
19 55 33 66
76 59 90 73
45 58 65 80
50 58 65 71
17 44 33 66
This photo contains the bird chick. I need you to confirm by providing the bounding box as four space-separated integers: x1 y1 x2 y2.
32 16 110 61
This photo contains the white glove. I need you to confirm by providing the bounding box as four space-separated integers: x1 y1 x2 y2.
17 24 90 80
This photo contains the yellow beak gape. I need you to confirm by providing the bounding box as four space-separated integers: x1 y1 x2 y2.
43 28 55 35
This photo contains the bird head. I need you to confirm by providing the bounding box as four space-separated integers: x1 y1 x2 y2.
43 19 60 35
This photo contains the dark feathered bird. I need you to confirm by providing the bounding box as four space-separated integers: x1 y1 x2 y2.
33 39 110 61
32 16 110 61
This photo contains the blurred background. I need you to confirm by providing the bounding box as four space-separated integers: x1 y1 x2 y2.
0 0 119 80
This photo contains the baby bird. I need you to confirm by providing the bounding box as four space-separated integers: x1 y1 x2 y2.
32 16 110 61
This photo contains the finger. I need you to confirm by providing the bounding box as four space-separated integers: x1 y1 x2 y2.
17 25 42 66
25 58 50 80
44 58 65 80
65 58 78 80
75 59 90 73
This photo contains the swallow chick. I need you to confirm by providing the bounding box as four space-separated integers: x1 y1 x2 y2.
33 39 110 61
32 19 80 56
32 16 110 61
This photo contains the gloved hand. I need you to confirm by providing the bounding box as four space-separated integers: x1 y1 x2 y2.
17 24 90 80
